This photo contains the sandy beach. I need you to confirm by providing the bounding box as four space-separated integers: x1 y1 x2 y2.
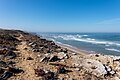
55 42 88 55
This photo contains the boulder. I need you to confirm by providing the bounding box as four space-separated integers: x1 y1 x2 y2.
72 58 107 77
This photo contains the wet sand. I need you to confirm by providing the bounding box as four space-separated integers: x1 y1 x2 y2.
55 41 91 55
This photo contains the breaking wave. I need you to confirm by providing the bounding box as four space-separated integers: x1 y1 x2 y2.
53 34 120 47
105 48 120 52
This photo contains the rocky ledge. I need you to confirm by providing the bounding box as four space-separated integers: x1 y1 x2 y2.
0 29 120 80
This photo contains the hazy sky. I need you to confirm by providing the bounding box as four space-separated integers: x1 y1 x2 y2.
0 0 120 32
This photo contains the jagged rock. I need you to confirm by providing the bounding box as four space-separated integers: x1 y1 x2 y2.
6 61 16 65
57 66 66 74
31 43 37 48
104 65 112 72
4 50 16 59
0 61 7 67
28 42 34 46
40 56 49 62
0 71 13 80
104 65 116 76
49 55 60 62
8 67 23 73
0 68 4 74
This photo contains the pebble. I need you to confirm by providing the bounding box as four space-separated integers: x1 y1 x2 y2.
110 71 116 75
72 53 77 55
37 55 41 57
74 68 80 71
61 59 65 62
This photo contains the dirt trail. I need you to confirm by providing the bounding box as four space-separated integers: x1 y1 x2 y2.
9 35 40 80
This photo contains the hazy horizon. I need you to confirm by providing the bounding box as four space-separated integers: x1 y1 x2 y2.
0 0 120 32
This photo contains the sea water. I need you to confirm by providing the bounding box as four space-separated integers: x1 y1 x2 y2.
37 32 120 56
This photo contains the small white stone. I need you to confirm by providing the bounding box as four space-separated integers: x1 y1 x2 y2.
40 57 46 62
72 53 76 55
110 71 115 75
106 66 112 72
44 54 49 57
61 59 65 62
37 55 41 57
75 68 80 71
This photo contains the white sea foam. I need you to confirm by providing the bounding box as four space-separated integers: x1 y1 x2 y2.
82 35 88 37
105 48 120 52
53 34 120 47
105 45 110 47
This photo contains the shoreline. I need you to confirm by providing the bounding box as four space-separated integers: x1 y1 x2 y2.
55 41 89 55
55 41 120 57
39 35 96 55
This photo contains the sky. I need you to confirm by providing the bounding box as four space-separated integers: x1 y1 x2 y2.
0 0 120 32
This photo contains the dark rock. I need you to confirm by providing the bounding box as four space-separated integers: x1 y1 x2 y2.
6 61 16 65
8 67 23 74
57 66 66 74
0 71 13 80
34 69 45 76
47 49 51 53
42 72 55 80
113 59 120 62
0 49 7 55
95 54 99 57
0 61 7 67
0 68 4 74
24 48 27 50
4 50 16 59
49 56 60 62
104 65 116 76
26 57 33 60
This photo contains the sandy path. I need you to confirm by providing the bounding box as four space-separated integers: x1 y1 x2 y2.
9 35 40 80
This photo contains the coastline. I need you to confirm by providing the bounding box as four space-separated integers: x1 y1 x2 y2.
1 29 120 80
40 35 93 55
55 41 88 55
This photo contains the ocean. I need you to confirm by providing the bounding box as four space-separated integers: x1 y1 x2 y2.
37 32 120 56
